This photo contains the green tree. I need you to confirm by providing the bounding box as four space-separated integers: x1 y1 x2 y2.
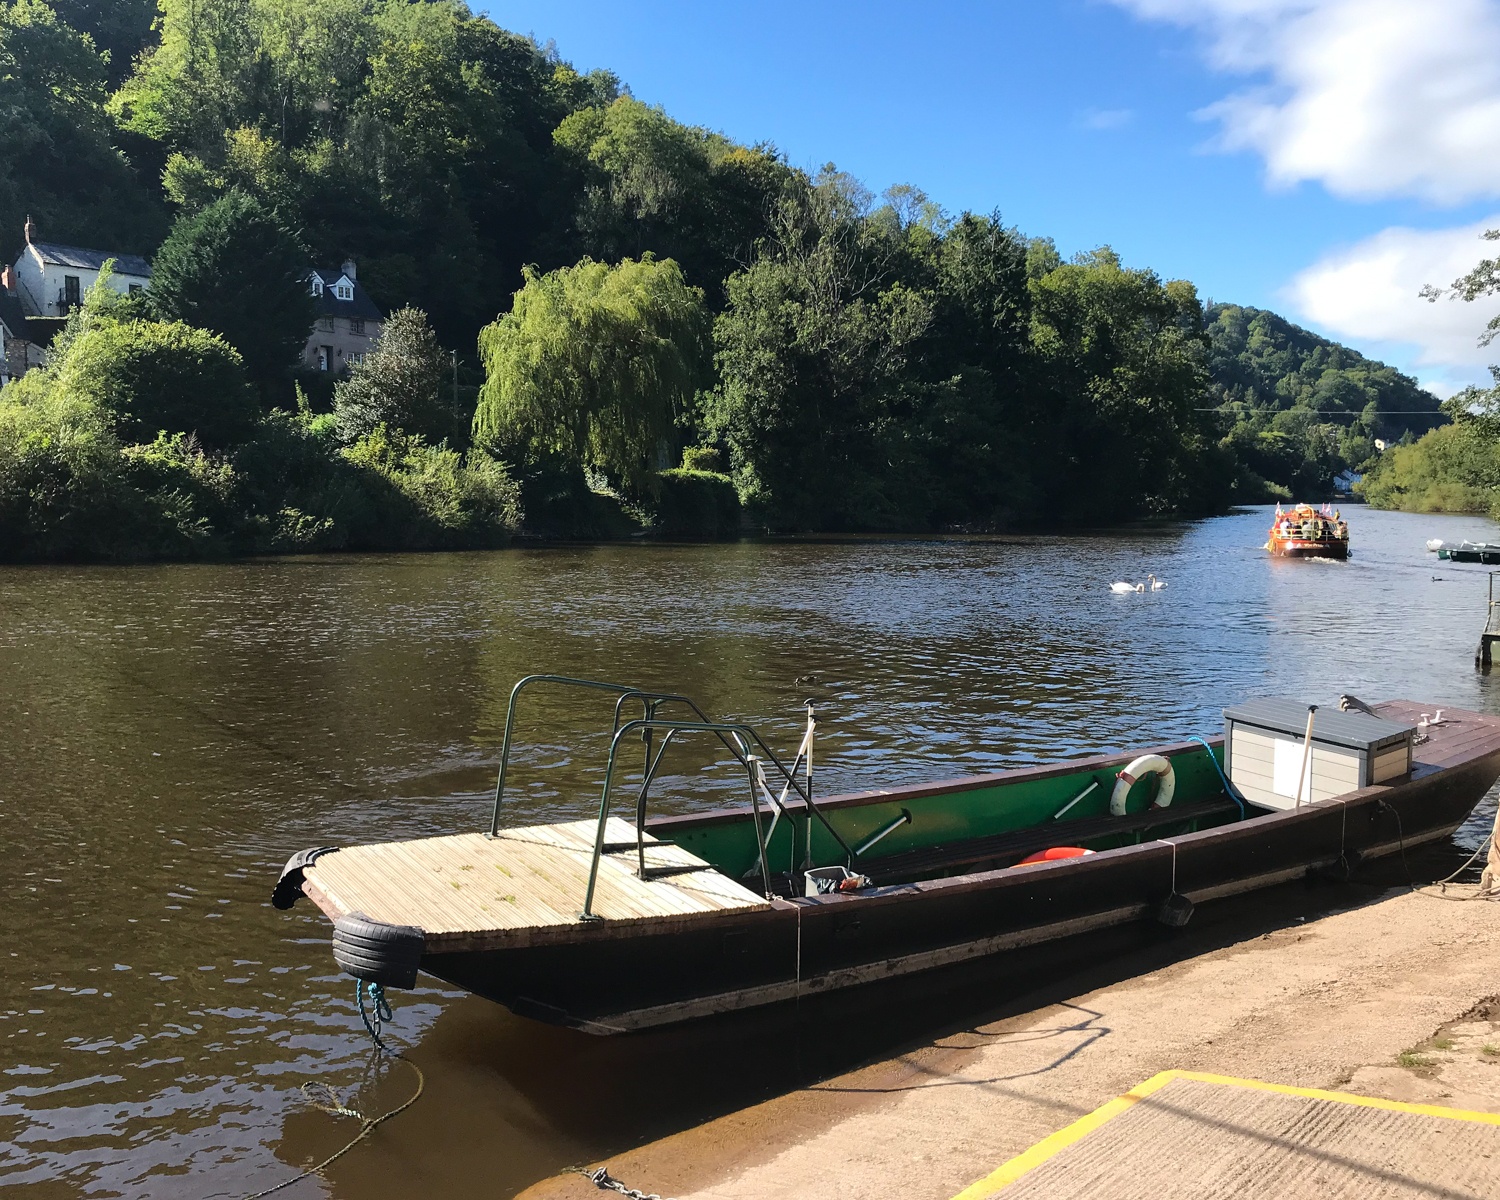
333 306 458 444
149 189 315 393
48 0 156 86
475 255 709 497
1027 249 1216 518
554 96 793 301
55 317 258 449
706 172 933 529
0 0 164 252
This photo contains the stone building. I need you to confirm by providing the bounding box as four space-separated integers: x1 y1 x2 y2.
304 260 384 374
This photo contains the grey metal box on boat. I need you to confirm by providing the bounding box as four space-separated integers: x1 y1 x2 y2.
1222 699 1415 811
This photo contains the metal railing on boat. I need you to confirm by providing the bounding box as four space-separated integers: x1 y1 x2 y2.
488 674 857 919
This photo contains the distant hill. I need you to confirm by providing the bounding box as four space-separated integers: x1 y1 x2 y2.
1204 304 1443 442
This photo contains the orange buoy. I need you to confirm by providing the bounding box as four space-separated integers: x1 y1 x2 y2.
1017 846 1095 865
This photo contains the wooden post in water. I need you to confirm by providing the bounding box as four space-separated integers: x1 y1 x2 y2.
1478 572 1500 670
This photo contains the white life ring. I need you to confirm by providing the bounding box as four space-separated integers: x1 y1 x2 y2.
1110 754 1176 816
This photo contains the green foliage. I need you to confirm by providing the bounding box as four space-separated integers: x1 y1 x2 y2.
680 445 724 472
341 426 522 548
652 468 739 538
149 190 315 391
0 0 1456 553
476 255 709 497
708 172 935 530
55 316 258 449
0 0 164 252
0 381 232 560
1360 423 1500 514
1202 304 1441 497
48 0 156 87
334 306 459 444
554 97 793 299
1026 249 1215 520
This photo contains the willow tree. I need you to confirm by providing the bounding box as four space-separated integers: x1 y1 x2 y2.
475 255 709 496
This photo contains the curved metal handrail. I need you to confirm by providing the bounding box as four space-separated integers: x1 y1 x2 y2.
488 675 856 872
584 718 780 919
489 675 641 837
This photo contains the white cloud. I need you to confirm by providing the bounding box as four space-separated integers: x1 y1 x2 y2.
1113 0 1500 204
1285 216 1500 390
1078 107 1134 130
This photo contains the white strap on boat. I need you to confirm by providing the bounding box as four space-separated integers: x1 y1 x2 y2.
777 718 815 810
755 757 784 848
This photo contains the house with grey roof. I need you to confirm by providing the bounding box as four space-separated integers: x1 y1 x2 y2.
305 260 384 374
11 216 151 318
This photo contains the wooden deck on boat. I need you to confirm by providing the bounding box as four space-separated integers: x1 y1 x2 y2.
1379 699 1500 770
300 817 770 952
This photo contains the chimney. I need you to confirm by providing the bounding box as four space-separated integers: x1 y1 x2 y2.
341 258 357 282
23 214 35 245
1 264 15 295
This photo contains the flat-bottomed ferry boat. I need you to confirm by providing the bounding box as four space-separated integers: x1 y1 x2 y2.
272 679 1500 1034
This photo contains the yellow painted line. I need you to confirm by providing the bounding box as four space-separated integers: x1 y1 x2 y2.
950 1068 1500 1199
1168 1069 1500 1126
949 1070 1180 1200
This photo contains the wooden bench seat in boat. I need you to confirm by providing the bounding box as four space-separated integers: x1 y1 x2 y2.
861 795 1243 884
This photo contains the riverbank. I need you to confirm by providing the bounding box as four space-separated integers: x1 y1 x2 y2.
521 880 1500 1200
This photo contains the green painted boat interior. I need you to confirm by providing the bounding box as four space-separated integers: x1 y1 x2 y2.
657 744 1239 883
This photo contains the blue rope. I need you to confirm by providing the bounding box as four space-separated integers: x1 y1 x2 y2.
1192 737 1246 819
355 981 396 1055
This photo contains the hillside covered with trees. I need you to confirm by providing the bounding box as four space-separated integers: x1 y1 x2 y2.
1204 304 1441 500
0 0 1445 559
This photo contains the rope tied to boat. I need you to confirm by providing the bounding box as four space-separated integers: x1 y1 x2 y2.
570 1165 670 1199
241 981 425 1200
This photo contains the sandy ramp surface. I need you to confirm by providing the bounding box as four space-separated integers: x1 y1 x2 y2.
521 886 1500 1200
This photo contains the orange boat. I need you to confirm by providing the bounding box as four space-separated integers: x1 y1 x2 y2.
1266 503 1349 559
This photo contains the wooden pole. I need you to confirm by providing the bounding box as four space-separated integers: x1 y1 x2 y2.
1295 704 1318 807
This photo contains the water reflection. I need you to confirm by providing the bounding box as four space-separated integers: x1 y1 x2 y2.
3 504 1499 1197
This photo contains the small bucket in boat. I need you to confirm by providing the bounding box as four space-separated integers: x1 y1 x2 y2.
804 865 871 896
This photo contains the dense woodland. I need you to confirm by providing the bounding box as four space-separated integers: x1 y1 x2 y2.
0 0 1449 560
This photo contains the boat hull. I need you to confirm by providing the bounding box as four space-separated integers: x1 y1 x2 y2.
1439 547 1500 564
414 709 1500 1034
1268 539 1349 559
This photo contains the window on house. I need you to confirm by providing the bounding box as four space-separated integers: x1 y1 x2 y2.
350 318 365 336
310 277 324 297
63 275 80 309
128 284 142 295
335 281 353 301
317 317 333 332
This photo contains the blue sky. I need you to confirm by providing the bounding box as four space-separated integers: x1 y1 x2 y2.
482 0 1500 396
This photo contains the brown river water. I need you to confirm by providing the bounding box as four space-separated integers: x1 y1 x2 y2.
5 504 1500 1198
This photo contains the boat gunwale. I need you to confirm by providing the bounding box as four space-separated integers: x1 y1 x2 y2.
645 735 1224 833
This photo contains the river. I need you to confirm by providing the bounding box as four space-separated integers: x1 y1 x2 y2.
4 503 1500 1198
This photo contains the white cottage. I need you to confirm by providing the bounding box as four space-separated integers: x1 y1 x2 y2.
10 216 151 317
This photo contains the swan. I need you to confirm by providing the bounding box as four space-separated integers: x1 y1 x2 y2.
1110 581 1144 594
1148 574 1167 590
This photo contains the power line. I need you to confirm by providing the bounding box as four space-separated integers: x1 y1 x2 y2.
1193 408 1451 414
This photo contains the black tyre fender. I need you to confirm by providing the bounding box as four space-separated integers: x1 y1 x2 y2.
332 912 425 989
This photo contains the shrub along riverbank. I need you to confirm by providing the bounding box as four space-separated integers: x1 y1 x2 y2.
0 0 1446 561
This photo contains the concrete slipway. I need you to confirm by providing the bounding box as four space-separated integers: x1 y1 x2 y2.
519 874 1500 1200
